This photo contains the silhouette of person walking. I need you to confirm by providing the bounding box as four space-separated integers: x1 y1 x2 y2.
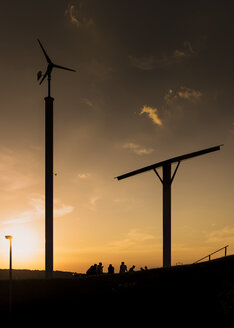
119 261 127 273
108 264 115 274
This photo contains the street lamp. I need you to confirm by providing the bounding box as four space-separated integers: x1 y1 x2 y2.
5 235 13 313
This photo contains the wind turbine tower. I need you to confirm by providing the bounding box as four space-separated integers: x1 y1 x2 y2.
37 39 76 278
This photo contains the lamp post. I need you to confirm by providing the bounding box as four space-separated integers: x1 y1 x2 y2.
5 235 13 313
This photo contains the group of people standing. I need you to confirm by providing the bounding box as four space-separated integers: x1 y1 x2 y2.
86 261 146 275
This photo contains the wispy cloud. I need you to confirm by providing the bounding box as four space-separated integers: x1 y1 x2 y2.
138 87 202 128
108 229 155 251
205 226 234 244
129 41 196 71
81 190 103 211
140 105 162 126
128 55 156 71
77 173 91 179
164 87 202 105
173 41 196 58
123 142 154 156
0 146 36 192
65 3 94 29
54 199 74 218
84 194 102 212
65 4 80 27
173 49 186 58
89 195 101 206
84 58 114 80
3 196 74 225
82 98 95 109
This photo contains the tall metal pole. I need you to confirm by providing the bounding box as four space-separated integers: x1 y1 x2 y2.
5 235 13 313
45 93 54 279
9 237 12 313
37 39 76 279
162 164 171 267
9 238 12 280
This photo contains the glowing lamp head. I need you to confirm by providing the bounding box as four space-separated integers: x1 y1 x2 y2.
5 235 13 240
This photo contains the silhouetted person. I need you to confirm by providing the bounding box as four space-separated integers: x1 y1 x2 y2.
86 265 93 275
97 262 103 274
108 264 114 274
144 266 148 270
86 264 98 275
119 261 127 273
129 265 135 272
93 263 98 274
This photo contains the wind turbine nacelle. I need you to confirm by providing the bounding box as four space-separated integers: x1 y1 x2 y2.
37 71 43 81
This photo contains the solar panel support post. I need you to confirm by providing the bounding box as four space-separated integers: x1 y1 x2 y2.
154 163 180 267
162 164 172 267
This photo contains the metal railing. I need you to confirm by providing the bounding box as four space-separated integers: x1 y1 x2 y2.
193 245 229 264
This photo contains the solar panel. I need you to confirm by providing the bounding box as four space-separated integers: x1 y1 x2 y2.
116 145 223 181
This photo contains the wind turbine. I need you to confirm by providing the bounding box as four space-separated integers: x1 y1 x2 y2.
37 39 76 278
37 39 76 96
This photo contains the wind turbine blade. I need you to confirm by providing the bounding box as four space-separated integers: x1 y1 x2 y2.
53 64 76 72
37 39 52 64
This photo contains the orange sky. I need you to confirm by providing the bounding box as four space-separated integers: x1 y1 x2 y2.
0 1 233 273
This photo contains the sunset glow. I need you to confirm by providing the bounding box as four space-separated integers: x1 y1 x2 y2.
0 1 233 274
1 226 41 268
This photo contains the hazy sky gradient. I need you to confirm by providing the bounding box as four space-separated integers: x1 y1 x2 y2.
0 1 233 272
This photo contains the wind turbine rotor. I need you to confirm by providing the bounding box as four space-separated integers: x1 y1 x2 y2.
37 39 52 64
37 39 76 92
52 63 76 72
